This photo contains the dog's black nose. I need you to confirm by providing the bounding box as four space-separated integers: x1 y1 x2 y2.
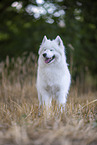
43 53 47 57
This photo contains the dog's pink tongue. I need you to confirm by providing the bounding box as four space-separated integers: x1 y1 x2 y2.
45 58 50 63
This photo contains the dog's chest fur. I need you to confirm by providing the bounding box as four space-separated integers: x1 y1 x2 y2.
39 65 65 97
40 65 64 82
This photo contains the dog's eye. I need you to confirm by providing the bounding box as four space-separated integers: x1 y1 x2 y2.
44 49 46 51
50 49 53 51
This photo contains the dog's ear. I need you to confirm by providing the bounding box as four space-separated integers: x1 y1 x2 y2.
55 36 63 46
38 36 47 55
42 36 47 44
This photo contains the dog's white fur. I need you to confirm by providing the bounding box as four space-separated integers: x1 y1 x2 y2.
37 36 71 108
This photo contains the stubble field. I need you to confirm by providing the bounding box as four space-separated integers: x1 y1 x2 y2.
0 53 97 145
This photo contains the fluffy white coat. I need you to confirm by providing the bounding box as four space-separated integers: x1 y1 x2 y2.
37 36 71 108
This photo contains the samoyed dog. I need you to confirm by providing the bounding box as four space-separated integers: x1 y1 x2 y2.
37 36 71 109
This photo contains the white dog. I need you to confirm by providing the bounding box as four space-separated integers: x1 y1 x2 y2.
37 36 71 109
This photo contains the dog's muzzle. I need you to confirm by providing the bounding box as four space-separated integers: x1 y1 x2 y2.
43 53 55 64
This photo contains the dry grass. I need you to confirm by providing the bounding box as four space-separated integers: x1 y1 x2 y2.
0 53 97 145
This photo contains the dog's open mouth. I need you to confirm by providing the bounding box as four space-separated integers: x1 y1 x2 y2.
45 55 55 64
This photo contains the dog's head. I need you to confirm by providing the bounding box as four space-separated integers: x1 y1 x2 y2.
38 36 65 65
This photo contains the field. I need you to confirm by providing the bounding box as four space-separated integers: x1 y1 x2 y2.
0 53 97 145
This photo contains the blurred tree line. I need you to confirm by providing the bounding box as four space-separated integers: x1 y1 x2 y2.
0 0 97 88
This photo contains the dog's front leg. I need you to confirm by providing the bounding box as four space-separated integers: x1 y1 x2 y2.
38 91 51 116
39 90 52 117
41 90 52 108
57 89 67 112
